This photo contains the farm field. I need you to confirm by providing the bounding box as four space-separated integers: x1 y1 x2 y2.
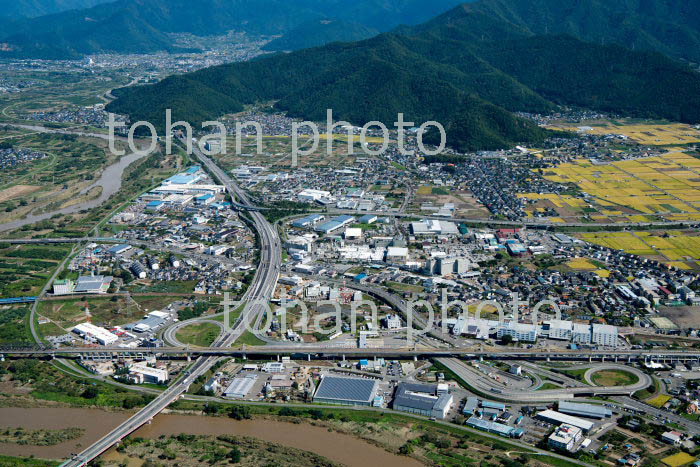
578 230 700 270
0 244 71 297
546 120 700 146
539 151 700 222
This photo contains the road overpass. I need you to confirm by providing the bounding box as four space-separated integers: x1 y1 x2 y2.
7 345 700 362
437 358 652 402
58 141 282 467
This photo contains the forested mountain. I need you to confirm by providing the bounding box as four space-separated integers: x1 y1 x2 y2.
0 0 116 19
0 0 466 59
263 19 379 52
107 20 700 151
412 0 700 62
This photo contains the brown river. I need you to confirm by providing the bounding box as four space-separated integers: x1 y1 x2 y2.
0 408 422 466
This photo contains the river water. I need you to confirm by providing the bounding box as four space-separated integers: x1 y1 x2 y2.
0 150 148 233
0 408 422 466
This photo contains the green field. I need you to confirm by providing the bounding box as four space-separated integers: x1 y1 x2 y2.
176 322 221 347
591 369 640 387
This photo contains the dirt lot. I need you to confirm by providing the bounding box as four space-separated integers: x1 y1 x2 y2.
659 306 700 329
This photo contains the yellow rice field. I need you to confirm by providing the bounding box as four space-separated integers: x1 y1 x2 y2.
579 231 700 269
543 152 700 218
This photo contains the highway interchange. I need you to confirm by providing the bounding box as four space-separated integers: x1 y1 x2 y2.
59 139 282 466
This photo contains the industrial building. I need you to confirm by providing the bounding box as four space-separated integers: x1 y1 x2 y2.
129 364 169 384
74 275 113 294
72 323 118 346
410 219 460 236
292 214 325 228
52 279 75 295
558 401 612 419
314 215 356 234
224 374 258 398
536 410 594 432
466 416 524 438
313 375 378 406
393 382 453 419
298 188 332 202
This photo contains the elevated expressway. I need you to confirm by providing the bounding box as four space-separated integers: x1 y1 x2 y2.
437 358 652 402
58 142 281 467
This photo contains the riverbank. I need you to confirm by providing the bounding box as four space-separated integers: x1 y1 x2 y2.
0 408 420 467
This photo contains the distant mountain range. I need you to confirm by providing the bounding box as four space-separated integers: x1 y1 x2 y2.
0 0 467 59
107 0 700 151
0 0 115 18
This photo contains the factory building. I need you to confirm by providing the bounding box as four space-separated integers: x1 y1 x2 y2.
129 364 169 384
292 214 325 228
536 410 594 432
313 375 379 406
466 416 524 438
72 323 118 346
393 383 453 419
314 215 356 234
557 401 612 419
131 262 147 279
410 219 460 236
72 275 113 294
224 374 258 399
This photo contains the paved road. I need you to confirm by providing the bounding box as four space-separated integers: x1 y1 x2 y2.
10 346 700 360
59 140 282 467
437 359 651 402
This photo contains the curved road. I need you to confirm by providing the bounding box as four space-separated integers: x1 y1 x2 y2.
437 358 651 402
60 140 281 467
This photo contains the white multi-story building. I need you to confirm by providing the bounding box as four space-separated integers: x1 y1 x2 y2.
129 364 169 384
497 321 538 342
591 323 618 347
385 314 402 330
547 320 573 340
572 323 592 344
548 424 582 452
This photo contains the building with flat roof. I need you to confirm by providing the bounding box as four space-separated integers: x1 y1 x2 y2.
313 375 378 406
558 401 612 419
292 214 325 228
72 323 118 345
466 416 524 438
536 410 594 432
129 364 169 384
393 382 454 419
74 275 112 294
53 279 75 295
315 215 355 234
592 323 618 347
410 219 460 236
224 374 258 398
497 321 538 342
548 424 582 452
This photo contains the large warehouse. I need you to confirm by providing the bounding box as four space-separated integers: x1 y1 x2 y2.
393 382 454 419
558 401 612 419
536 410 595 432
313 375 378 406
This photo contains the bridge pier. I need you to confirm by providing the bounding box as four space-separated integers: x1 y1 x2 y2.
307 354 311 362
0 354 4 362
414 356 418 362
